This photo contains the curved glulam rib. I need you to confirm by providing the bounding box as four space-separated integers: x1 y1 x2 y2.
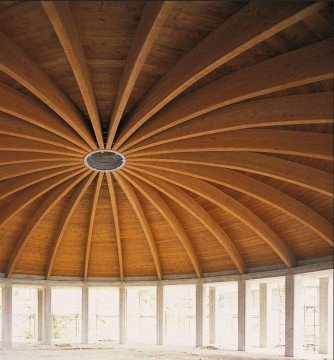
84 173 103 280
46 172 97 278
106 1 174 148
127 165 296 268
6 170 92 277
124 92 333 154
0 167 87 227
128 152 333 196
126 130 333 161
0 165 84 200
0 112 86 155
105 173 124 281
0 31 96 149
114 1 327 149
118 38 333 151
114 173 162 280
130 161 333 247
0 151 80 166
0 82 90 151
0 161 81 182
42 1 104 149
119 170 202 278
0 134 83 157
123 167 246 274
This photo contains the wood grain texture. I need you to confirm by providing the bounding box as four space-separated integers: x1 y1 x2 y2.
129 162 333 246
119 38 333 151
114 1 327 149
119 170 202 277
42 1 104 148
128 152 333 196
46 172 97 278
114 173 162 280
106 1 174 148
106 173 124 281
126 165 296 267
0 30 96 149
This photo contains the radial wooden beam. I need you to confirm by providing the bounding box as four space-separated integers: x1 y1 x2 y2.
126 130 333 161
114 1 328 149
130 162 333 246
106 1 174 148
128 152 333 197
42 1 104 149
0 134 83 157
114 173 162 280
123 167 246 274
0 111 86 155
0 152 80 166
118 38 333 151
119 170 202 278
0 167 87 227
0 30 96 149
0 165 84 200
127 165 296 268
46 172 97 279
6 170 91 277
105 173 124 281
84 173 103 281
0 82 91 152
124 92 334 154
0 161 81 182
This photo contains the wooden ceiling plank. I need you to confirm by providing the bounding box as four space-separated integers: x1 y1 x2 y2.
114 1 328 150
0 30 97 149
130 162 333 246
46 172 97 279
128 152 333 196
105 173 124 281
84 173 103 281
0 161 81 182
119 169 202 278
42 1 104 149
0 165 84 200
0 112 86 155
0 152 80 166
126 165 296 268
114 173 162 280
0 167 87 227
0 134 83 157
125 129 333 161
0 83 91 152
118 38 333 151
6 170 92 277
124 166 246 274
106 1 174 148
124 92 334 154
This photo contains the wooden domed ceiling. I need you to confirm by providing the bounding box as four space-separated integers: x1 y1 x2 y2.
0 1 332 280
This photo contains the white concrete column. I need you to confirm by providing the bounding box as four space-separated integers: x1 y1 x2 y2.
2 284 12 347
259 283 267 348
37 288 44 343
119 284 126 344
81 285 89 344
319 277 329 354
208 286 216 344
43 285 52 345
285 275 294 357
238 278 246 351
196 280 204 347
285 274 303 357
156 282 164 345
